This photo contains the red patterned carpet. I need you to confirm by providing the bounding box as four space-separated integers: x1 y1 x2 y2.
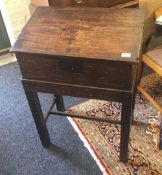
68 73 162 175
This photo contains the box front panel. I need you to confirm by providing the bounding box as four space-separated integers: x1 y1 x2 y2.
17 54 134 91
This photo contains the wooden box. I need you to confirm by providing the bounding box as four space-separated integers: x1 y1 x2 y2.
12 7 144 91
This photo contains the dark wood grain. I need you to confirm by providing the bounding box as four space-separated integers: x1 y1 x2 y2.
11 7 144 63
12 7 145 162
22 79 132 102
17 53 134 91
48 0 138 8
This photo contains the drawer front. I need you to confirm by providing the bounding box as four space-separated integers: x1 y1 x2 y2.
17 54 134 91
49 0 133 7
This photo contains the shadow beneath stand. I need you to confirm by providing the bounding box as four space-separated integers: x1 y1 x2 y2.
46 143 68 158
45 143 93 171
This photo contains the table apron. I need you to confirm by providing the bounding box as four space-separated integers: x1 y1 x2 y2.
22 79 133 102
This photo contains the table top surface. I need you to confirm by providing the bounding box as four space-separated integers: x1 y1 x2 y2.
11 7 145 63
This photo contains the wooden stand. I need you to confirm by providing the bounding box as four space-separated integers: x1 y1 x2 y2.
11 7 145 162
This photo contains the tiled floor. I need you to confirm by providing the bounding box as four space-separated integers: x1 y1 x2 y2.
0 53 16 67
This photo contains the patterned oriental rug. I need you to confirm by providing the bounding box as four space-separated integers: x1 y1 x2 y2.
67 73 162 175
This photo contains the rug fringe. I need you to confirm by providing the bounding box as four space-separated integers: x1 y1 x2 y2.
67 117 108 175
